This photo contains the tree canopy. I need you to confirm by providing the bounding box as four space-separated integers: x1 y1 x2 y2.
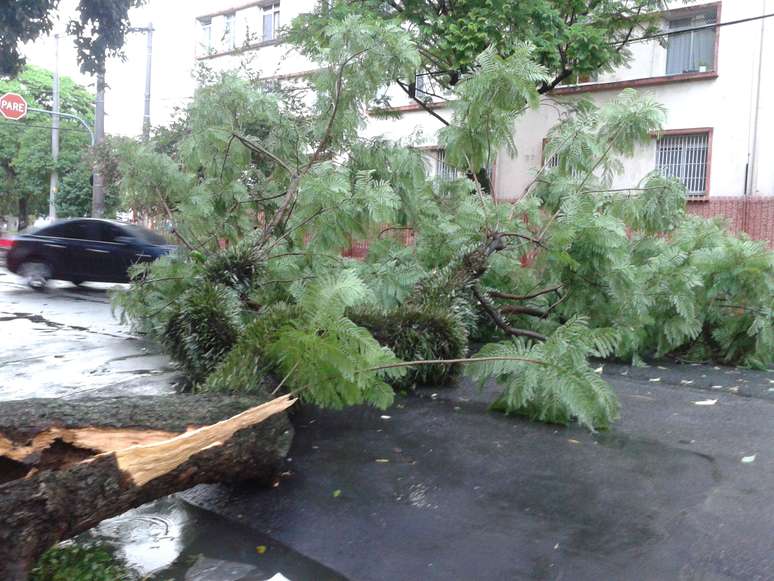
0 65 103 227
300 0 669 118
0 0 143 76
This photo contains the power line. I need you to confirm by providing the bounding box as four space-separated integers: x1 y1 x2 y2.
615 12 774 46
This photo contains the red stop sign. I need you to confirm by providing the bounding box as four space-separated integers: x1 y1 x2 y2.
0 92 28 120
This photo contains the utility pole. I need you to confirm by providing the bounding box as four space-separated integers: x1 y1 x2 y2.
143 23 153 140
91 69 106 217
128 23 155 140
49 34 60 220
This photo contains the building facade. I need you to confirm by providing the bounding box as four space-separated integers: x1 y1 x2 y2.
189 0 773 206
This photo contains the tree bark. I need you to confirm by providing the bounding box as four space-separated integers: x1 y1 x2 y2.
0 394 296 580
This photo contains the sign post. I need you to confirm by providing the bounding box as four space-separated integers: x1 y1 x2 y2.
0 93 28 121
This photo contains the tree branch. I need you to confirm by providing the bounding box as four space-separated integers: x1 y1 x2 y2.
490 285 562 302
232 133 293 174
473 284 547 342
395 78 451 126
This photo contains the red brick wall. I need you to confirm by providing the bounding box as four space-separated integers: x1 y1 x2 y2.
339 197 774 258
687 196 774 248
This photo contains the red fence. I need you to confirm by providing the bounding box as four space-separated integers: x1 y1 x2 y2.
686 196 774 248
339 197 774 258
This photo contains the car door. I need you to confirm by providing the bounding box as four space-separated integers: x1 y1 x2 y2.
28 223 73 279
98 222 144 282
64 220 115 282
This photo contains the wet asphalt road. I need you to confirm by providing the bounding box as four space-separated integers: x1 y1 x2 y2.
0 269 341 580
187 363 774 580
0 269 178 401
4 268 774 580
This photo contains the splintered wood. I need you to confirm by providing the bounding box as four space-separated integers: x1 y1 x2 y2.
113 394 297 485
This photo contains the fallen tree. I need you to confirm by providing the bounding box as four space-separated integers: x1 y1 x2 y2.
113 14 774 435
0 393 295 580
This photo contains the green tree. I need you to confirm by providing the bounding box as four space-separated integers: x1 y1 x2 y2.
303 1 667 109
0 0 144 76
114 12 773 432
0 66 98 228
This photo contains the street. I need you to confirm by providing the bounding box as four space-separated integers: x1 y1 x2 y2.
4 268 774 580
0 269 343 580
0 269 178 401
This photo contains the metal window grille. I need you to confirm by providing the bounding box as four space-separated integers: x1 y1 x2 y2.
545 147 582 180
435 149 459 181
656 132 709 196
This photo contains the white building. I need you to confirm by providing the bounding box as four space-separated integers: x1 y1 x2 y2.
184 0 772 202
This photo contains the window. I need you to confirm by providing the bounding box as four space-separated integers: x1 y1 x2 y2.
415 73 426 96
543 139 582 179
198 17 212 54
656 132 710 196
559 71 599 86
39 221 92 240
223 12 236 51
262 3 280 42
666 10 717 75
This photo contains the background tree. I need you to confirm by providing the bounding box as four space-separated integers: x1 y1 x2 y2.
0 0 144 76
0 66 103 228
306 1 667 113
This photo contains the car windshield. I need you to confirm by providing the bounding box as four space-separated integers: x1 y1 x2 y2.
123 224 169 246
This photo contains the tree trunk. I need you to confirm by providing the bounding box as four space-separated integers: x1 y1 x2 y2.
0 394 296 580
17 193 27 232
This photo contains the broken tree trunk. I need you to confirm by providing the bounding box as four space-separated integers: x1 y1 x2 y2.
0 393 296 580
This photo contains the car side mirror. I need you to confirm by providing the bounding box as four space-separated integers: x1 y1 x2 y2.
115 236 135 246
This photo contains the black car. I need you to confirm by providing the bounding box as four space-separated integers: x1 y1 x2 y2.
6 218 175 289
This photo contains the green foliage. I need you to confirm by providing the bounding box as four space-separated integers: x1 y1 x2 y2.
349 304 468 388
112 13 774 435
264 272 405 408
1 0 143 76
313 0 667 95
31 543 131 581
202 238 265 298
441 44 549 171
0 66 99 226
162 281 244 385
468 318 620 431
199 305 296 395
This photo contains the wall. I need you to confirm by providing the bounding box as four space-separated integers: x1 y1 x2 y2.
687 197 774 247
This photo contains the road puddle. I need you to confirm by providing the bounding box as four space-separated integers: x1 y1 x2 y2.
79 496 346 580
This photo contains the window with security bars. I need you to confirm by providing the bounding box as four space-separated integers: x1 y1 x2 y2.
666 10 717 75
544 141 583 179
431 149 493 184
435 149 459 181
656 132 710 196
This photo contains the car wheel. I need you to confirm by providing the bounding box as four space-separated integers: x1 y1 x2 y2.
19 261 52 291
